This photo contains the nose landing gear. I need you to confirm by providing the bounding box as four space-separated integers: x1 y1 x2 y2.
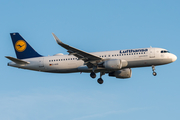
152 65 157 76
153 72 157 76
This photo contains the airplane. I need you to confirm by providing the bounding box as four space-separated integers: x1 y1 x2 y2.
6 33 177 84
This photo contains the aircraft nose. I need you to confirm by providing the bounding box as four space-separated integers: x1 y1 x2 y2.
172 54 177 62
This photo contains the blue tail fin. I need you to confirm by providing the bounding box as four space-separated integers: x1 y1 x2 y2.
10 33 42 59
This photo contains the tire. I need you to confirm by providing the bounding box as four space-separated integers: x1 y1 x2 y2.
90 72 96 78
153 72 157 76
97 78 103 84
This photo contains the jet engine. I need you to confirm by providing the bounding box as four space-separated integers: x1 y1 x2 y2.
102 59 128 70
109 68 132 78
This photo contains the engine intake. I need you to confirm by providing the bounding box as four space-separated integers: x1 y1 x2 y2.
109 68 132 78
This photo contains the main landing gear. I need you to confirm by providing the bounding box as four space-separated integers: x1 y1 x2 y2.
90 71 105 84
97 72 105 84
90 66 97 78
97 78 103 84
90 72 96 78
152 65 157 76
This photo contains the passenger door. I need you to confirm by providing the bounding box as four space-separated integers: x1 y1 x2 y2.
39 57 44 68
149 48 155 58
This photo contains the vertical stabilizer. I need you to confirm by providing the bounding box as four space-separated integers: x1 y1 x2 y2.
10 33 42 59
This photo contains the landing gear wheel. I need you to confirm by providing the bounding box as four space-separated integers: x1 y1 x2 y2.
90 72 96 78
97 78 103 84
152 65 157 76
153 72 157 76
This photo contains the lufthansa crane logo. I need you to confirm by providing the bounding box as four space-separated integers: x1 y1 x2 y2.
15 40 27 52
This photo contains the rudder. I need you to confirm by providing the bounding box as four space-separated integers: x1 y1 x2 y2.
10 33 42 59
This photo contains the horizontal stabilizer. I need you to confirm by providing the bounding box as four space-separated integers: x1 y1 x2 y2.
5 56 30 64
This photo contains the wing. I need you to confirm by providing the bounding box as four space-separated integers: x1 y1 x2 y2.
52 33 102 67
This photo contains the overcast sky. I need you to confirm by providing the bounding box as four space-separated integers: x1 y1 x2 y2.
0 0 179 120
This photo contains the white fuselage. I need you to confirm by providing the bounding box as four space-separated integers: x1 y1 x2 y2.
8 47 177 73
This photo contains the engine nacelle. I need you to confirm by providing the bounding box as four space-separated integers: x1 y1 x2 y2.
109 68 132 78
103 59 128 70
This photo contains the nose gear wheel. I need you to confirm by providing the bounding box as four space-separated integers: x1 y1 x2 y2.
152 65 157 76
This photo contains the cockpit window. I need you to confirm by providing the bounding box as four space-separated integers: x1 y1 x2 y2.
161 50 170 53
